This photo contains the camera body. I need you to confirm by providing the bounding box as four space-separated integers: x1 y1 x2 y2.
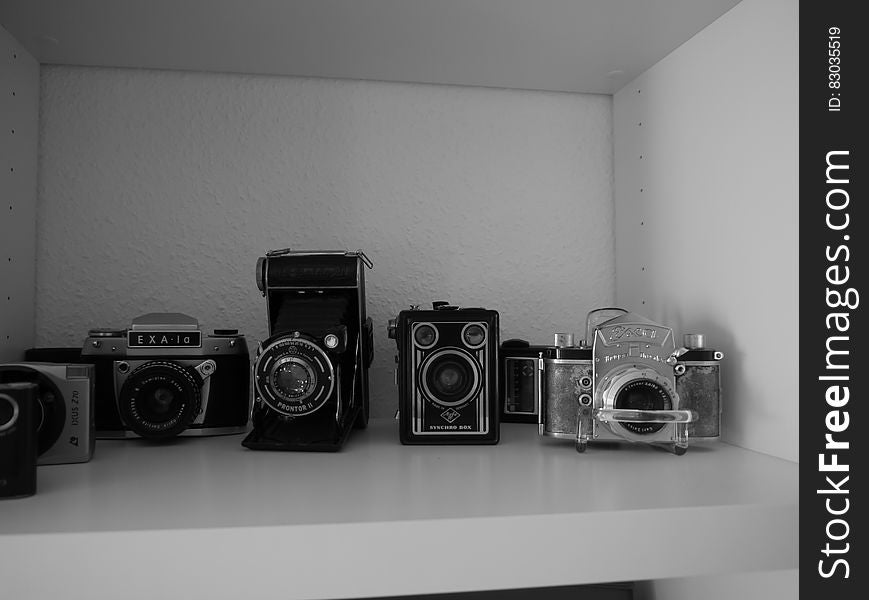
0 363 95 464
0 383 38 498
80 313 250 440
389 302 499 444
244 249 373 451
499 339 549 423
537 309 723 454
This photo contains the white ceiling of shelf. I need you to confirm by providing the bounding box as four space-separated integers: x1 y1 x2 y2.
1 0 742 94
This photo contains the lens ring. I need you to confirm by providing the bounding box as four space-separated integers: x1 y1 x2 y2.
419 348 482 407
461 323 487 349
597 366 678 441
413 323 438 349
254 334 335 417
613 378 673 435
0 393 20 432
118 361 202 439
0 366 65 453
269 357 318 402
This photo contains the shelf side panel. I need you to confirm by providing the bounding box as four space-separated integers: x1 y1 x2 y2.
0 25 38 361
612 0 798 461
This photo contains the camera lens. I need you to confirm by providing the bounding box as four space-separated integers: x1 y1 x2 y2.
462 323 486 348
254 335 335 417
421 349 482 407
0 394 18 431
0 367 65 454
118 362 202 439
614 379 673 435
414 324 437 348
272 360 317 400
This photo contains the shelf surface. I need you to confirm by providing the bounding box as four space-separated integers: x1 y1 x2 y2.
0 419 798 599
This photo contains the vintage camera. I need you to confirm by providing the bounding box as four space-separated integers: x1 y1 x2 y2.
79 313 250 439
0 383 38 498
388 301 499 444
244 249 374 451
499 339 549 423
0 363 95 464
539 308 723 454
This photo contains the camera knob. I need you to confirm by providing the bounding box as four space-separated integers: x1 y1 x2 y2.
683 333 706 349
553 333 574 348
432 301 450 310
387 318 397 339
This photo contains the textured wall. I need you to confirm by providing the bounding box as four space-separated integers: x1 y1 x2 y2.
36 66 614 417
613 0 797 461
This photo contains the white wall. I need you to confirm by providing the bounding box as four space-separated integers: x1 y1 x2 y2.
614 0 798 461
0 26 38 362
35 66 614 417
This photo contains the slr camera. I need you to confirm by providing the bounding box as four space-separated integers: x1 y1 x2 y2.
0 362 95 464
537 308 723 454
1 383 38 498
244 249 374 452
79 313 250 439
388 301 499 444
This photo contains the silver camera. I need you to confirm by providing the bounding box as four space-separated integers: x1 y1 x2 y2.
539 308 723 454
0 363 96 464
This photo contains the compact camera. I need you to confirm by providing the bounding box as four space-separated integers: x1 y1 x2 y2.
537 308 723 454
388 301 499 444
79 313 250 439
244 249 374 451
1 383 38 498
0 363 95 464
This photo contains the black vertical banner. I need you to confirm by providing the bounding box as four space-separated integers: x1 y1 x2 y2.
801 1 866 597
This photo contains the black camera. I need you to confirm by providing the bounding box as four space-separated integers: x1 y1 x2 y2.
0 383 38 498
244 249 373 451
388 301 499 444
79 313 250 440
0 363 95 464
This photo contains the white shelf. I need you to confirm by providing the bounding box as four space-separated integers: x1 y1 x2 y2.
0 419 797 599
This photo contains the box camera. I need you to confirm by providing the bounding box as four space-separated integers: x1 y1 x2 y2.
1 383 38 498
0 363 95 464
537 308 723 454
244 249 373 451
79 313 250 440
388 301 499 444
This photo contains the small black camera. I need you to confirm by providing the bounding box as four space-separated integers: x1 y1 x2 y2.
79 313 250 440
244 249 373 451
388 301 499 444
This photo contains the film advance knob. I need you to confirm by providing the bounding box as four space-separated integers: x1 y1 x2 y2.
387 319 397 339
683 333 706 349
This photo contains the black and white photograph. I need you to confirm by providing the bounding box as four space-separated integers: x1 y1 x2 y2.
1 1 856 598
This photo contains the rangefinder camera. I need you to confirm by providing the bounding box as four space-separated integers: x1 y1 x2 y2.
80 313 251 440
537 308 723 454
388 301 499 444
244 249 374 452
0 363 95 464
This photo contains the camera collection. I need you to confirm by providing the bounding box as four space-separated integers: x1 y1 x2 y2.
0 248 723 499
